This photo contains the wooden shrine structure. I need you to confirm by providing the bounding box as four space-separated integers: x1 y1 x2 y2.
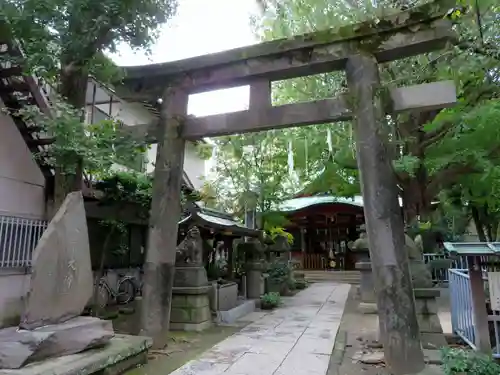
117 1 459 373
277 195 365 270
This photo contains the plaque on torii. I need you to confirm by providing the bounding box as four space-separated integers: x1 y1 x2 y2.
116 1 459 373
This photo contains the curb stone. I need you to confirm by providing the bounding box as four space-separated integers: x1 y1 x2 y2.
327 329 348 375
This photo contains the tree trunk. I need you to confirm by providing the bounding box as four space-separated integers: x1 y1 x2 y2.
92 224 117 315
471 205 487 242
52 62 89 211
346 53 424 374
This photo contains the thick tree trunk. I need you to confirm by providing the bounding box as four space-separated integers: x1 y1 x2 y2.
92 224 116 315
346 53 424 375
471 205 487 242
401 175 433 225
399 114 435 225
52 61 89 212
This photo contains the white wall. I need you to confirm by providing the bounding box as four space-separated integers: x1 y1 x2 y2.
0 98 46 219
146 143 206 190
0 268 29 327
85 83 207 187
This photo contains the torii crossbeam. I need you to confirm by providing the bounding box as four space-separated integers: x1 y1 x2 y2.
117 1 458 373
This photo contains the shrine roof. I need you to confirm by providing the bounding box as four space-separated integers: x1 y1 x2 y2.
443 242 500 257
278 195 364 213
179 206 261 238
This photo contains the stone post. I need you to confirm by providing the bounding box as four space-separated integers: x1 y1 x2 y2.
413 288 447 349
346 53 424 375
238 241 265 299
141 86 188 348
355 261 377 313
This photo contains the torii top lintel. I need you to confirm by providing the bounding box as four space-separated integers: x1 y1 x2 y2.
117 0 457 101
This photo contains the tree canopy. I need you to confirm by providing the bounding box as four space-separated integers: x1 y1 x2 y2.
2 0 177 207
206 0 500 238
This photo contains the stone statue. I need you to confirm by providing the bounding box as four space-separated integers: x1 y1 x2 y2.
176 226 203 266
352 224 369 250
405 228 433 288
351 224 370 263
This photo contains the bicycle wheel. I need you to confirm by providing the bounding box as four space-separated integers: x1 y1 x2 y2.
117 278 136 305
96 281 111 309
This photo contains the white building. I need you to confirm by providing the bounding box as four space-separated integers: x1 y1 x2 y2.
0 50 207 326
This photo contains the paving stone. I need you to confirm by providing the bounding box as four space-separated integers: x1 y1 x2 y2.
169 360 231 375
225 352 283 375
167 283 351 375
274 352 331 375
293 336 336 355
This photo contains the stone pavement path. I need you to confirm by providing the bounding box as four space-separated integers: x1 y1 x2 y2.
169 283 351 375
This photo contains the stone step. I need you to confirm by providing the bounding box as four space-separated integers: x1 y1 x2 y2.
303 271 361 285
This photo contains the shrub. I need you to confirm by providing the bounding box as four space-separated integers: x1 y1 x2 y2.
267 261 291 284
287 277 297 290
441 347 500 375
260 292 281 310
295 279 307 290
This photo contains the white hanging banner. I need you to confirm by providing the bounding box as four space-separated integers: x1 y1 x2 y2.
304 137 308 175
288 139 294 176
327 128 333 156
488 272 500 311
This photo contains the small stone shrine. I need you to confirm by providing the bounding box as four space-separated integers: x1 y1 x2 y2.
0 192 114 369
405 229 447 348
170 226 212 331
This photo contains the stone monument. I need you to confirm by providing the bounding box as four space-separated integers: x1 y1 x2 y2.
239 239 265 299
0 192 114 369
170 226 212 331
405 229 446 348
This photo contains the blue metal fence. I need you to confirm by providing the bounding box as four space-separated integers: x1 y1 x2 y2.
423 253 469 283
449 268 500 358
449 269 476 348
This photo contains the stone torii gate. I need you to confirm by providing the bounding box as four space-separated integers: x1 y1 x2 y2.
118 1 457 373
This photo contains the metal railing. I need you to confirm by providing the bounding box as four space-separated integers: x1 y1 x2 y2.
449 269 476 348
0 215 48 268
449 268 500 358
423 253 469 283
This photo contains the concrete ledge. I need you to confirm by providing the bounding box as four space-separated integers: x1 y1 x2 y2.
172 286 211 295
414 288 441 298
358 302 378 315
0 334 152 375
216 299 256 325
170 320 212 332
355 262 372 270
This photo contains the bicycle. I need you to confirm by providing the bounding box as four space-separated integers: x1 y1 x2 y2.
96 271 138 309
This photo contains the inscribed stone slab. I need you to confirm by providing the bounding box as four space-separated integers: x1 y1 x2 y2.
20 192 93 329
